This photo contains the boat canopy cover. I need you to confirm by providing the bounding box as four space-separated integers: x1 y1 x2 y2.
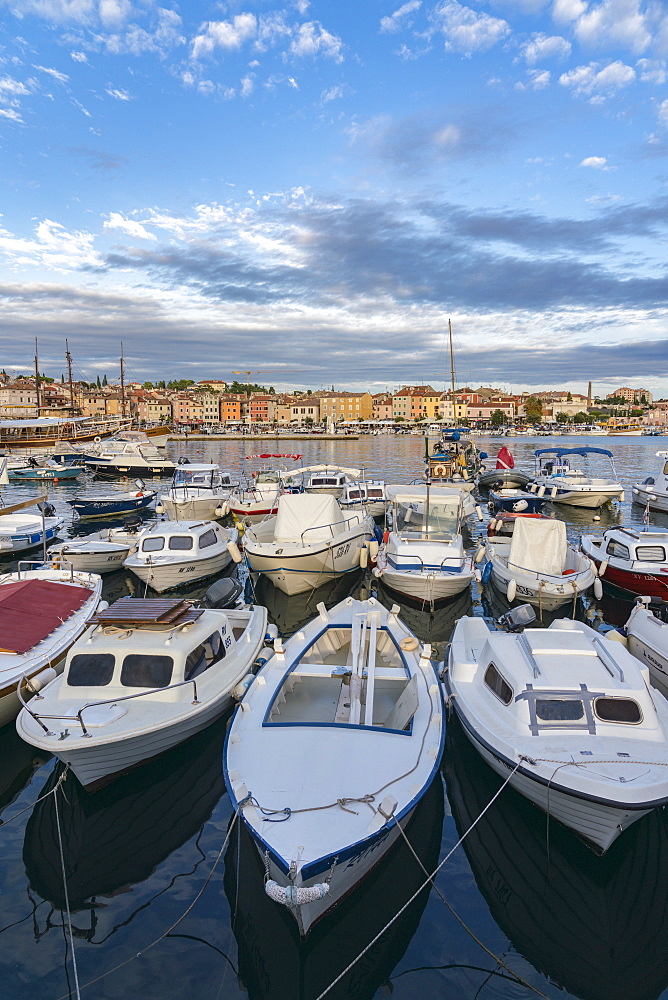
508 517 567 575
274 493 343 543
386 484 462 507
534 447 613 458
0 579 92 654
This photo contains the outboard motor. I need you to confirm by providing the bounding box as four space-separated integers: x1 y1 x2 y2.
177 457 190 465
496 604 536 632
37 501 56 517
202 577 243 609
123 514 143 534
28 457 39 468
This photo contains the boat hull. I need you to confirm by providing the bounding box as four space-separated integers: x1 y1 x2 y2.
160 496 226 520
487 559 594 611
50 545 130 575
549 488 624 508
0 518 63 554
70 494 155 518
86 460 176 477
583 548 668 603
124 549 233 593
632 485 668 514
378 567 473 604
245 531 371 596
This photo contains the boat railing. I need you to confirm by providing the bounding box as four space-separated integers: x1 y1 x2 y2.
300 514 365 543
17 676 201 738
505 559 585 583
388 550 463 574
16 558 77 582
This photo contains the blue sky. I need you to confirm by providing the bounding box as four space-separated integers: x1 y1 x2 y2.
0 0 667 397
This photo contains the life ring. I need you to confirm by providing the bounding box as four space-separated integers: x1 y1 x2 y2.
94 436 101 443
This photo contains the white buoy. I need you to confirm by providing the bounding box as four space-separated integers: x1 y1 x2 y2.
232 674 255 700
359 544 369 569
404 508 413 522
25 667 57 694
372 566 382 577
97 600 109 612
227 539 243 563
368 540 379 560
599 560 608 577
215 502 229 517
155 502 165 514
593 515 600 521
507 578 517 602
513 499 528 512
476 505 483 521
537 485 546 498
593 578 603 600
604 629 628 647
475 544 485 563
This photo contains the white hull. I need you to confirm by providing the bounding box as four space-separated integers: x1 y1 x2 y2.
0 517 63 554
125 549 232 593
228 499 280 522
488 560 594 610
160 496 226 520
52 547 128 575
379 567 473 603
340 500 387 519
247 538 366 596
632 485 668 513
550 489 623 508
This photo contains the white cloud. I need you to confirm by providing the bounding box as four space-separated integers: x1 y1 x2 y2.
659 99 668 125
380 1 422 33
516 68 551 88
191 14 258 59
33 64 69 82
0 107 24 122
99 0 132 28
70 50 89 62
72 97 91 115
0 75 32 98
3 1 97 25
321 84 343 102
0 218 101 271
521 33 571 64
103 212 157 240
432 1 510 56
572 0 651 55
552 0 587 24
559 60 636 99
431 124 461 148
580 155 609 168
105 86 131 100
289 22 344 61
240 74 254 97
637 58 667 84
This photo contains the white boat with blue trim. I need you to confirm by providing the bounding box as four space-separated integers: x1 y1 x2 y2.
530 448 624 508
632 452 668 514
242 493 375 596
444 614 668 852
224 596 444 936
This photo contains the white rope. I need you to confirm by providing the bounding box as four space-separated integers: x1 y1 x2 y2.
313 758 523 1000
54 783 81 1000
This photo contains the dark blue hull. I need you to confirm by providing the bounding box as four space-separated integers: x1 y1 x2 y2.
69 493 156 519
489 490 545 514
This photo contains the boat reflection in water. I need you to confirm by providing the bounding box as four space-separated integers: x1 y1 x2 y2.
374 579 472 651
23 717 227 914
224 773 444 1000
445 715 668 1000
0 726 50 818
253 569 364 637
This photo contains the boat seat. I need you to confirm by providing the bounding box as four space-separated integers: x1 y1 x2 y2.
383 674 419 731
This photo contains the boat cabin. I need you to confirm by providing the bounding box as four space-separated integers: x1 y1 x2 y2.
589 527 668 568
170 463 233 492
137 520 225 556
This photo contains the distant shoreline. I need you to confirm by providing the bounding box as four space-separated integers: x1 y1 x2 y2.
168 433 361 441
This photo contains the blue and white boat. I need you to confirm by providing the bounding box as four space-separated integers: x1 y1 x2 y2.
8 459 84 482
488 487 545 514
224 596 444 936
530 448 624 508
68 482 156 519
0 508 64 555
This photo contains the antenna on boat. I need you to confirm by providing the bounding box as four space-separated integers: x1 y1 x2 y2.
65 340 75 413
34 338 41 416
120 343 127 418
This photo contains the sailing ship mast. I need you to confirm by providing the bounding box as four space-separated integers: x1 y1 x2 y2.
448 318 456 395
120 342 127 418
34 338 41 415
65 340 75 413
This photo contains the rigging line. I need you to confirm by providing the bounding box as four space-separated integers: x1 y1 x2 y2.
51 807 241 1000
313 758 524 1000
165 933 239 974
54 786 81 1000
390 962 536 984
0 763 71 829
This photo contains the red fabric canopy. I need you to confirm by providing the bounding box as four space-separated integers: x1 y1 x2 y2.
0 580 92 655
244 453 302 460
496 446 514 470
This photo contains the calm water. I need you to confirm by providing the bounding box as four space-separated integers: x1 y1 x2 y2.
1 433 667 1000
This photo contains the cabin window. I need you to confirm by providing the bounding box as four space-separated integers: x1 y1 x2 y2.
68 653 115 686
606 539 630 560
120 654 173 688
368 489 383 498
594 698 642 724
347 490 361 499
142 537 165 552
199 528 218 549
484 663 513 705
168 536 193 550
184 631 225 680
535 699 584 722
636 546 666 562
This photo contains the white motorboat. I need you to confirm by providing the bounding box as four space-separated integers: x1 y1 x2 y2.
0 507 64 555
49 519 148 574
228 470 286 523
482 515 595 611
0 566 101 727
224 596 444 936
624 599 668 697
632 452 668 514
158 463 238 521
123 519 239 593
339 480 388 519
444 613 668 852
530 447 624 508
299 465 361 497
17 596 268 789
374 486 474 606
83 431 176 477
385 482 478 523
580 526 668 604
243 493 375 596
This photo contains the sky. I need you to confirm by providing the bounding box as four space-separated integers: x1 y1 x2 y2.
0 0 667 398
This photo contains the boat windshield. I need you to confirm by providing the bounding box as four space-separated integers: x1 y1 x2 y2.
173 469 214 488
398 500 460 541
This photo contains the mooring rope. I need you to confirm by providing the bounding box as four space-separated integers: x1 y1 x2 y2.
54 784 81 1000
0 764 70 829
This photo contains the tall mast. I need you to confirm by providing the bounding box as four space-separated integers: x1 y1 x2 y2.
120 343 126 418
449 318 456 395
65 339 75 412
34 338 41 415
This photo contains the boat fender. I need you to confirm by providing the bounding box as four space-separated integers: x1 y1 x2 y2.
253 653 272 670
155 503 165 515
475 505 483 521
215 503 229 517
24 666 57 695
598 560 608 578
481 561 493 586
97 600 109 612
94 436 101 443
359 544 369 569
383 530 390 544
404 508 413 523
372 566 382 577
265 880 330 907
513 500 528 512
528 483 537 493
604 628 627 646
368 540 379 560
537 486 546 498
474 544 485 563
550 487 558 499
232 674 255 700
507 578 517 602
227 540 243 563
593 577 603 600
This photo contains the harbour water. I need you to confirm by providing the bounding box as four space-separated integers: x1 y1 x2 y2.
1 433 667 999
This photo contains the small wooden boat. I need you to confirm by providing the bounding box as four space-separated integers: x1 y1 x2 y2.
444 614 668 852
123 519 239 593
8 458 85 482
0 566 101 727
581 526 668 604
224 596 444 936
68 481 156 519
17 596 268 789
632 451 668 514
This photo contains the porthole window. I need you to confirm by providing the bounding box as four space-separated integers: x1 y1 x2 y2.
595 698 642 724
484 663 513 705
